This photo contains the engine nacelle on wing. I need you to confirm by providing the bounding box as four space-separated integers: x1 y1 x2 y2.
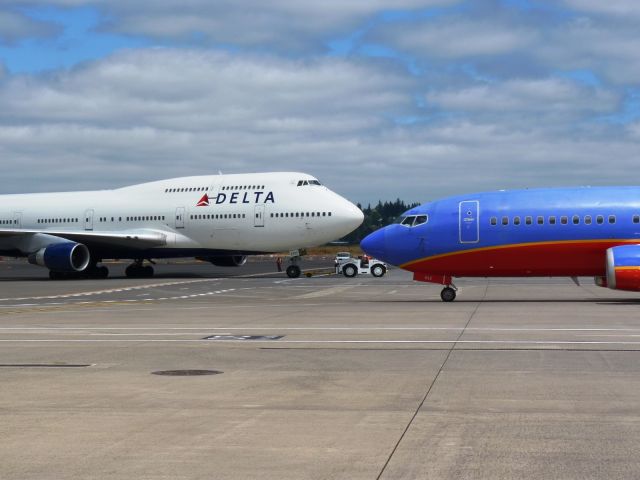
28 242 91 272
199 255 248 267
596 245 640 292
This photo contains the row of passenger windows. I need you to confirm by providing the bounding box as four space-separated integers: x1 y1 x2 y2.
270 211 332 218
37 218 78 224
296 180 321 186
95 216 167 222
222 185 266 191
191 213 246 220
189 211 333 220
165 187 209 193
490 214 640 226
1 219 19 225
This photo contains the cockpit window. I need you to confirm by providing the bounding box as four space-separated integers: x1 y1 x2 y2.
297 179 322 187
414 215 428 226
399 214 429 227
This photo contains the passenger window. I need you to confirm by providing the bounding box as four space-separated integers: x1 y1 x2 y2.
584 215 592 225
596 215 604 224
549 216 556 225
525 216 532 225
490 217 497 226
513 216 521 226
561 216 568 225
502 216 509 226
572 215 580 225
634 215 640 224
537 216 544 225
609 215 616 224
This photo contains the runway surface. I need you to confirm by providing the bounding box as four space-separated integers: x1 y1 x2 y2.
1 258 640 479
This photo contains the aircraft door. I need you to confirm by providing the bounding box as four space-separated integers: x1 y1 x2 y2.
459 200 479 243
175 207 185 229
84 209 94 231
12 212 22 229
254 205 265 227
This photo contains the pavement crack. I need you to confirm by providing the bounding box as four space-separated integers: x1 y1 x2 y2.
375 283 488 480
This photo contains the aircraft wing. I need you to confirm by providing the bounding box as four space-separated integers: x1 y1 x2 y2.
0 228 168 250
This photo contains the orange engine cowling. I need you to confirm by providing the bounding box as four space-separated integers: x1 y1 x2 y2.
598 245 640 292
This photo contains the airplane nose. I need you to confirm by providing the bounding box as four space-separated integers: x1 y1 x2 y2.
342 200 364 231
360 228 386 260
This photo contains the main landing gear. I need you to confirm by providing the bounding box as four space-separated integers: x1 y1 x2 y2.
125 259 154 278
440 284 457 302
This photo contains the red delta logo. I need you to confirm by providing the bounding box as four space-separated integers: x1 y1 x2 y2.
196 194 210 207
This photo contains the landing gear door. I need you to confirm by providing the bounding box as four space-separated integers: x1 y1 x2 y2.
175 207 185 229
254 205 265 227
84 209 94 231
459 200 479 244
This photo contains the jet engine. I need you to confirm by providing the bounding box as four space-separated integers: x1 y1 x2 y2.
200 255 248 267
595 245 640 291
28 242 91 272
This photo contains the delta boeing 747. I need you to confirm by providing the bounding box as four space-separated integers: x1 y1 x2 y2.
361 187 640 301
0 172 363 279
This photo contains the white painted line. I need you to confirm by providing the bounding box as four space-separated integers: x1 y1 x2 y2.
3 326 640 332
0 278 223 302
2 339 640 345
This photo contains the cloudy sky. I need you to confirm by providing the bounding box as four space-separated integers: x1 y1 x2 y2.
1 0 639 204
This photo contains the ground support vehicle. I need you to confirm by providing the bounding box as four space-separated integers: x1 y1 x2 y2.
336 256 386 278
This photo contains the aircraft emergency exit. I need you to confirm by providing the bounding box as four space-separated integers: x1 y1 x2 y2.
361 187 640 301
0 172 363 279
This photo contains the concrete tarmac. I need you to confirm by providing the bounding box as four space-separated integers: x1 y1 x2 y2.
1 258 640 479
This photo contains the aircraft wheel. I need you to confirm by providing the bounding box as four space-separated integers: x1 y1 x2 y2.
286 265 301 278
97 266 109 279
371 264 386 278
342 264 358 278
143 266 154 277
440 287 456 302
49 270 63 280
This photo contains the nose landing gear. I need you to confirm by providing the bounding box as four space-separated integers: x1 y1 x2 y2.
285 249 306 278
440 284 457 302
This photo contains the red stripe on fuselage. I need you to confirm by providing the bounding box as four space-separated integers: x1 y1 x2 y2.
402 239 640 277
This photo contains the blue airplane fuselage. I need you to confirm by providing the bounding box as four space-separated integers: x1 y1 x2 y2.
361 187 640 288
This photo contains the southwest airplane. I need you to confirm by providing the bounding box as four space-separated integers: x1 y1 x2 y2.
0 172 363 279
360 187 640 301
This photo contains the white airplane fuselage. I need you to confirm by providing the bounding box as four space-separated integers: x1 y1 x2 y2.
0 172 363 277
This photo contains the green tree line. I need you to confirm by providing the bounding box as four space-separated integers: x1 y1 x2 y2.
341 199 419 244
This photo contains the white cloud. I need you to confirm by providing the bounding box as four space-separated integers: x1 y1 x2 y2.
427 78 619 119
0 49 420 200
0 48 638 203
534 18 640 84
0 11 57 43
562 0 640 17
374 18 537 58
7 0 458 50
2 2 640 203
